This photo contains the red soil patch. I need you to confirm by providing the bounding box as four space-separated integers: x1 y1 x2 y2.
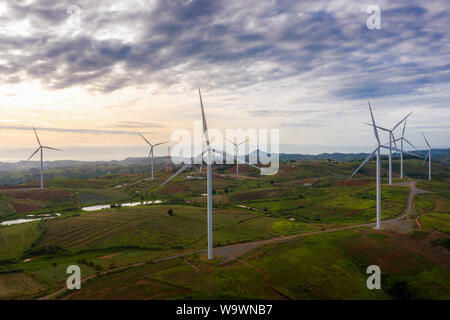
299 178 317 184
161 184 186 195
8 202 41 214
281 165 297 172
0 186 36 190
338 231 435 275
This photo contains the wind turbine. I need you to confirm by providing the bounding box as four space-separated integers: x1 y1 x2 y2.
394 118 421 179
26 126 62 190
139 134 168 182
422 134 432 180
349 103 412 229
366 111 412 185
161 89 260 260
226 138 249 175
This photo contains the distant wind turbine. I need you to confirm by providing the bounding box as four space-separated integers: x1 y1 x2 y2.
366 111 412 185
26 126 62 190
393 118 421 179
139 134 168 182
226 138 249 175
161 89 260 260
422 134 432 180
349 103 410 229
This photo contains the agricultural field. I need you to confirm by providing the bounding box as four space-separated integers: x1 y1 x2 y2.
410 180 450 234
0 159 448 300
60 228 450 300
0 222 45 262
34 205 278 252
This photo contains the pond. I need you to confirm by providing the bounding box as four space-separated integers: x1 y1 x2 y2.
82 200 163 212
1 216 55 226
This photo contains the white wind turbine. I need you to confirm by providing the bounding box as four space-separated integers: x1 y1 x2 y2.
161 89 260 260
139 134 168 182
394 118 421 179
422 134 432 180
226 138 249 175
366 111 412 185
26 126 62 190
349 103 412 229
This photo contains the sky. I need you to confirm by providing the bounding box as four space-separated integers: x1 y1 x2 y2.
0 0 449 161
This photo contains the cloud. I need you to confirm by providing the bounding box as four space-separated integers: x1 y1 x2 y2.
0 124 152 136
0 0 448 99
281 121 327 128
115 121 165 128
0 0 449 151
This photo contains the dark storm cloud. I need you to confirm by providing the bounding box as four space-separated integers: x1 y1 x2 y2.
0 0 449 99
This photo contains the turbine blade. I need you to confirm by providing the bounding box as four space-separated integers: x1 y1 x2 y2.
422 133 431 149
423 152 429 164
392 111 413 131
238 138 249 146
198 88 210 147
139 133 152 146
402 118 407 138
26 147 41 162
33 126 42 146
348 148 377 180
42 146 62 151
153 141 168 147
160 163 192 187
403 150 423 159
391 132 398 149
226 138 237 146
380 145 403 154
380 145 422 159
365 122 390 132
368 102 380 144
160 149 207 187
212 148 261 171
403 138 417 150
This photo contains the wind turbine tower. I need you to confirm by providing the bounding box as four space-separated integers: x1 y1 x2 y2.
367 112 412 185
349 103 413 229
161 89 260 259
139 134 168 182
423 134 432 180
395 119 420 179
26 127 62 190
226 138 249 175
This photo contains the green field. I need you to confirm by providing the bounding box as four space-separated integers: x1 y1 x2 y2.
413 181 450 234
0 159 448 300
34 205 277 252
0 222 45 262
59 228 450 300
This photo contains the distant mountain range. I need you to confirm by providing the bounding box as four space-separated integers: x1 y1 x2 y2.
0 148 448 173
278 148 450 163
0 149 448 186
